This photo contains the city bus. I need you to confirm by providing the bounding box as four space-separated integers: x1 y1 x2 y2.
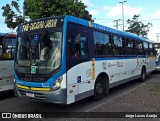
14 16 156 104
0 33 17 92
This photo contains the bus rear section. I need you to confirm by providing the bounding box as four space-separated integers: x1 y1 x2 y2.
0 33 16 92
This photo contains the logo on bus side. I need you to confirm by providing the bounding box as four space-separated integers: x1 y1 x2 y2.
107 62 123 68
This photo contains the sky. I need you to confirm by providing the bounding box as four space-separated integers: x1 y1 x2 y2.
0 0 160 42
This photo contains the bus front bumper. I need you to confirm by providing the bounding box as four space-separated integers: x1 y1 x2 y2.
14 85 67 104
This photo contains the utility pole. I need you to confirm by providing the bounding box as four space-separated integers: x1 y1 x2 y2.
113 19 121 29
119 0 127 31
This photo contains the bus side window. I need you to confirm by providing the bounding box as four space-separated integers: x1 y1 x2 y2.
118 37 125 55
73 33 81 58
113 35 123 55
67 22 89 60
67 34 75 60
126 38 131 55
93 31 103 56
122 37 126 55
67 33 88 59
122 37 125 47
94 31 112 56
103 33 111 55
74 34 88 58
80 37 88 58
148 43 154 55
143 41 148 55
137 41 143 55
131 39 136 55
0 39 12 59
126 38 136 55
7 37 16 59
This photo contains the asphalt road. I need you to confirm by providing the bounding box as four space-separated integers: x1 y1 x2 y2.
0 72 159 121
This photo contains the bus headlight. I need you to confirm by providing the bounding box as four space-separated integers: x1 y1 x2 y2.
51 76 63 91
14 79 16 85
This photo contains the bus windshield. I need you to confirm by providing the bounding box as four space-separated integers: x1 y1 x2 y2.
15 17 64 75
15 31 62 74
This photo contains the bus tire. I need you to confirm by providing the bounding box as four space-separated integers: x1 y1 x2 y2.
93 77 106 100
140 67 146 82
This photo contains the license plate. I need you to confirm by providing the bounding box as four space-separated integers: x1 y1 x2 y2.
26 92 34 97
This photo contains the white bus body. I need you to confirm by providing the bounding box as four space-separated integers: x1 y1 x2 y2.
0 33 16 92
0 60 14 92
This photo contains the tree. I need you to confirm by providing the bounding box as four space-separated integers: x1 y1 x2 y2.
126 15 152 38
25 0 93 21
1 0 24 31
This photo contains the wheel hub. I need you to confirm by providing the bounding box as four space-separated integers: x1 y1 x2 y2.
96 83 103 94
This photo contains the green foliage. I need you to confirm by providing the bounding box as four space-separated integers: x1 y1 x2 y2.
1 0 24 30
25 0 93 21
126 15 152 37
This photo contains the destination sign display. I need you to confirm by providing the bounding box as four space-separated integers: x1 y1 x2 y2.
22 19 57 32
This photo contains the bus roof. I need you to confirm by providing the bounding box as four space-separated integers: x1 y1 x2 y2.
19 15 154 43
64 15 153 43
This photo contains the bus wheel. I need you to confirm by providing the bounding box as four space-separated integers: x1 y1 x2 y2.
93 77 106 100
140 67 146 82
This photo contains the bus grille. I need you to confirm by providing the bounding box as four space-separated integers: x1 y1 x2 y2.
19 76 47 82
18 90 46 101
